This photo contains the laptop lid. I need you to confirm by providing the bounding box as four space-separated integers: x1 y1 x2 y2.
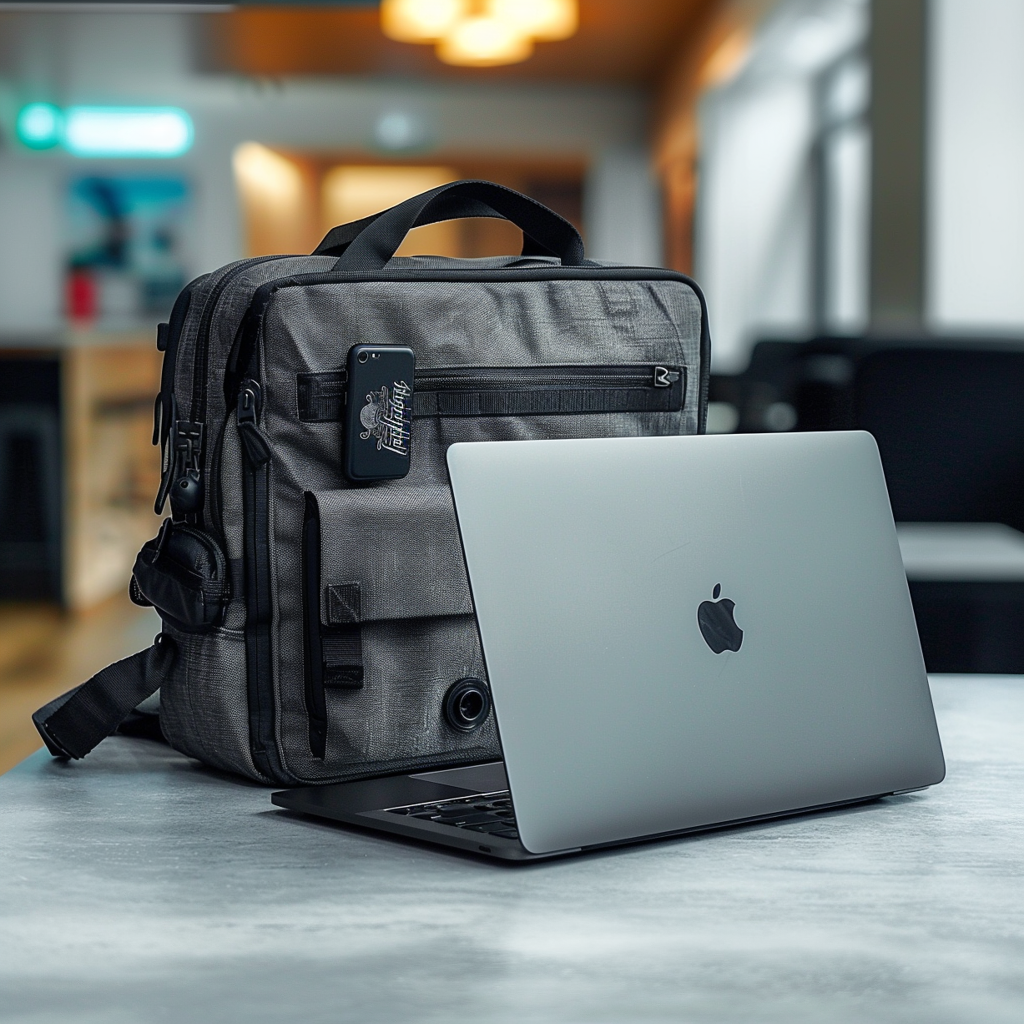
447 431 945 856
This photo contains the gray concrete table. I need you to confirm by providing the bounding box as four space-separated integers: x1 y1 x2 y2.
2 677 1023 1024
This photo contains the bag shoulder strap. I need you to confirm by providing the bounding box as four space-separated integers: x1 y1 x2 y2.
33 634 175 760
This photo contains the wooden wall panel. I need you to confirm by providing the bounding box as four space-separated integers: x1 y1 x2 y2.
62 342 163 611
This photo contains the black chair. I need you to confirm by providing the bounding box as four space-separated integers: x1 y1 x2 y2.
0 357 63 602
853 344 1024 673
855 346 1024 532
709 337 864 434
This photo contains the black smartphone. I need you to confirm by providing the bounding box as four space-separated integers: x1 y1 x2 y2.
343 344 415 482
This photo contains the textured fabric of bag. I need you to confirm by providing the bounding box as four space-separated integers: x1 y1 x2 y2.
130 236 709 783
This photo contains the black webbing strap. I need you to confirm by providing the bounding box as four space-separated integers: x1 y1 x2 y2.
334 181 585 271
314 180 585 268
313 206 551 262
313 211 388 257
33 634 176 760
322 626 363 688
312 189 555 261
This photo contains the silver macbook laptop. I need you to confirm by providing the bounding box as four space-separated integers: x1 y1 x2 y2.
272 431 945 861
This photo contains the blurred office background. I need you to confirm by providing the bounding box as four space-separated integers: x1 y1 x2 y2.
1 0 1022 771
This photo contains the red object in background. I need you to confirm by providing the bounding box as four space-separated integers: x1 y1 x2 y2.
67 268 97 325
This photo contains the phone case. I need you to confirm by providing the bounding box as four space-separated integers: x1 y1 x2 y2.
343 345 415 482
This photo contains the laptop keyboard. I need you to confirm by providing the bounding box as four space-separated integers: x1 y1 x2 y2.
386 790 519 840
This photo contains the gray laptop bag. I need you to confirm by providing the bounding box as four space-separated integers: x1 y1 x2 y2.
34 181 710 785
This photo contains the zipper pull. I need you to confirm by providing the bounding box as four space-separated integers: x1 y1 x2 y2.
654 366 681 388
168 420 205 517
238 379 271 467
155 394 179 514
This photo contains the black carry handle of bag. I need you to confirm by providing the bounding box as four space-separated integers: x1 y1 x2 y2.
313 179 587 269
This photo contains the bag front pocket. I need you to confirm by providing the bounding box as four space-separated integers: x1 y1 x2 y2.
303 485 488 765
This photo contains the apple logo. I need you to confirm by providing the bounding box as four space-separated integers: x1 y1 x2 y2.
697 584 744 654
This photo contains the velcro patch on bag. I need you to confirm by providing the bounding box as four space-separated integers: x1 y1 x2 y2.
327 583 361 625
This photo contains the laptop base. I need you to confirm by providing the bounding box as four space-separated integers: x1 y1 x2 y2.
271 762 571 862
271 761 898 863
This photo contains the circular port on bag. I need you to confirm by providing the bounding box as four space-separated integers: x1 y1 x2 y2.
444 677 491 733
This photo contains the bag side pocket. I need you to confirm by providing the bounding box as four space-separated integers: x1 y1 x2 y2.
131 519 229 633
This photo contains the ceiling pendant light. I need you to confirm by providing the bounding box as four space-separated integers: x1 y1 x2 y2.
437 14 533 66
485 0 578 42
381 0 471 43
381 0 578 68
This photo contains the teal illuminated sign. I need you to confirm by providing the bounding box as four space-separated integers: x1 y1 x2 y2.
16 103 63 149
16 105 194 158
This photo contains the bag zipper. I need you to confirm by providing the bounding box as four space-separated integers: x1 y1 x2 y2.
236 376 290 783
190 256 290 428
297 363 685 422
417 365 679 390
157 256 290 524
153 277 204 514
302 493 328 760
303 366 679 389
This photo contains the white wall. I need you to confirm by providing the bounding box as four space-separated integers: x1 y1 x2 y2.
821 56 870 333
583 144 664 266
927 0 1024 332
693 0 867 372
697 78 815 372
0 155 64 334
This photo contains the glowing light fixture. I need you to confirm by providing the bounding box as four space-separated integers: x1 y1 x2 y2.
233 142 303 204
16 103 63 149
233 143 310 256
437 14 533 66
64 107 193 158
485 0 577 41
382 0 577 67
381 0 470 42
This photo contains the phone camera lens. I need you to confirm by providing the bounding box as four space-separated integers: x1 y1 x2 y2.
357 351 369 363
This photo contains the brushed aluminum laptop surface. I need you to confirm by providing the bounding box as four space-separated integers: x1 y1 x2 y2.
445 431 945 856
